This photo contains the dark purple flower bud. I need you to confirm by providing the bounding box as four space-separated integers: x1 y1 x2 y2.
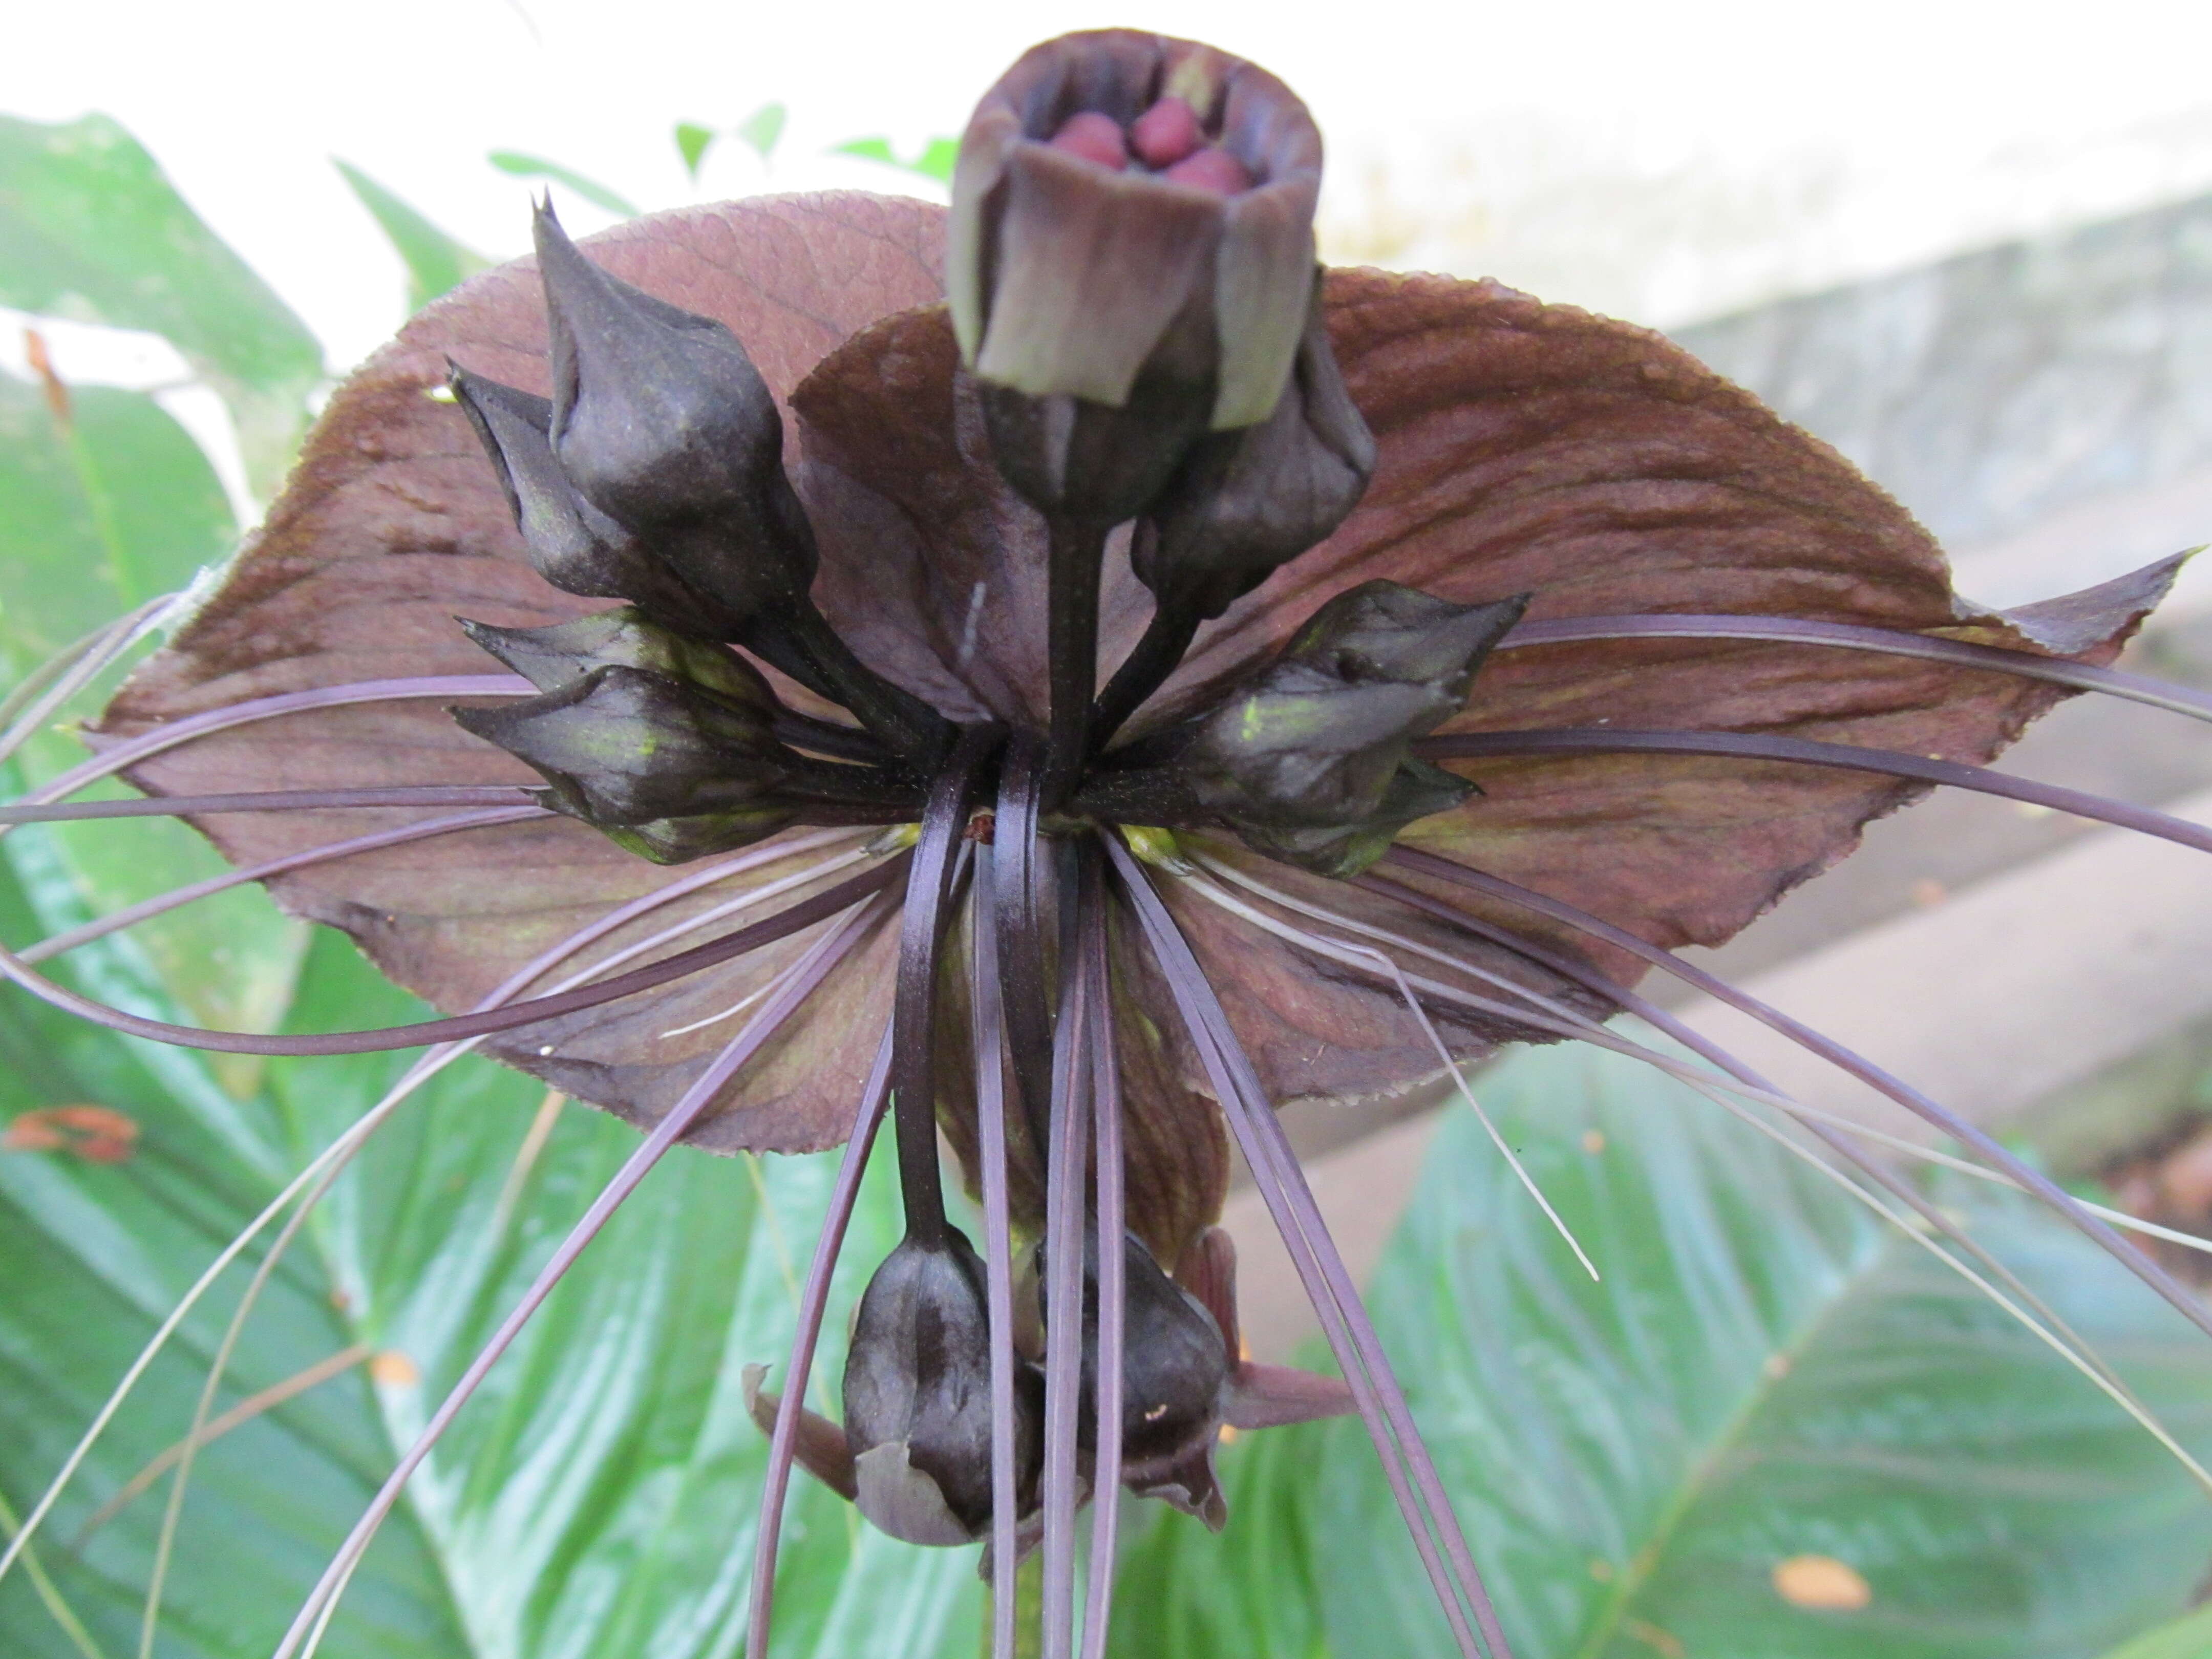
452 664 802 860
1133 285 1377 621
530 202 821 623
457 606 774 706
948 29 1324 522
1038 1228 1230 1478
1086 581 1527 876
447 366 738 630
842 1230 1043 1545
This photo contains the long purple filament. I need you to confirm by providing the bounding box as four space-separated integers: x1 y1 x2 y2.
0 784 538 825
272 891 887 1659
1040 856 1093 1659
1415 727 2212 855
1352 865 2145 1411
21 806 548 964
0 856 903 1056
1497 612 2212 724
1079 854 1127 1659
1383 845 2212 1347
969 849 1025 1659
1103 833 1509 1659
743 1020 897 1658
26 674 530 810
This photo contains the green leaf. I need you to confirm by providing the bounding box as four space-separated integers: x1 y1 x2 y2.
1113 1043 2212 1659
486 152 639 218
830 136 958 185
674 122 716 182
735 103 788 162
0 367 233 660
0 880 981 1655
0 114 323 495
333 161 490 313
2097 1603 2212 1659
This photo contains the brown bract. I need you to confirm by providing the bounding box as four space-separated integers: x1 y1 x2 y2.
97 194 2168 1238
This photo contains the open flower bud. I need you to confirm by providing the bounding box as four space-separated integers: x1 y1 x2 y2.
949 29 1324 522
842 1230 1043 1545
448 366 739 630
1132 284 1376 620
531 202 822 624
457 606 775 705
1085 581 1527 876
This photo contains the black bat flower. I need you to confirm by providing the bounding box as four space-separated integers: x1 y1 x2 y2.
3 26 2207 1659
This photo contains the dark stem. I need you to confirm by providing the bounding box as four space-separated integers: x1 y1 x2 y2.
745 1021 896 1659
1495 612 2212 725
889 727 999 1245
1381 845 2212 1349
1414 727 2212 856
968 847 1024 1659
740 599 952 767
1043 517 1110 812
771 709 893 765
1091 603 1200 748
1039 862 1095 1659
1103 832 1511 1659
0 785 540 825
1078 846 1126 1659
0 856 905 1056
993 734 1058 1154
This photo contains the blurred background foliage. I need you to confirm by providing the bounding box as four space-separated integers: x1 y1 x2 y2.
2 87 2211 1659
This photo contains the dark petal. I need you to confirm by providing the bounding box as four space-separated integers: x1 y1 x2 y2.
741 1364 858 1501
1174 1227 1355 1432
97 194 949 1151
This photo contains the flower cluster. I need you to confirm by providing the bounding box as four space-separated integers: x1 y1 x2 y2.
5 25 2193 1659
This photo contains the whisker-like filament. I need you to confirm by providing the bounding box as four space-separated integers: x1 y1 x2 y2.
1103 832 1511 1659
279 887 897 1659
0 784 541 826
968 848 1024 1659
1497 610 2212 725
1184 851 1599 1281
1040 843 1094 1659
1415 728 2212 856
18 674 531 813
20 806 546 964
1347 864 2173 1477
1078 849 1127 1659
743 1022 896 1658
0 854 905 1056
0 826 877 1598
72 1346 374 1548
0 590 186 766
1382 847 2212 1347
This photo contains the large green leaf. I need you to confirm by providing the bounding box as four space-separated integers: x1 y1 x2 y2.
333 163 489 315
2097 1603 2212 1659
0 114 323 494
0 858 982 1657
0 372 287 1041
1113 1043 2212 1659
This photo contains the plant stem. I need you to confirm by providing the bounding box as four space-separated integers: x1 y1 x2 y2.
1043 517 1109 811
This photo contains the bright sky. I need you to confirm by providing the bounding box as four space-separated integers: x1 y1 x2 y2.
7 0 2212 376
